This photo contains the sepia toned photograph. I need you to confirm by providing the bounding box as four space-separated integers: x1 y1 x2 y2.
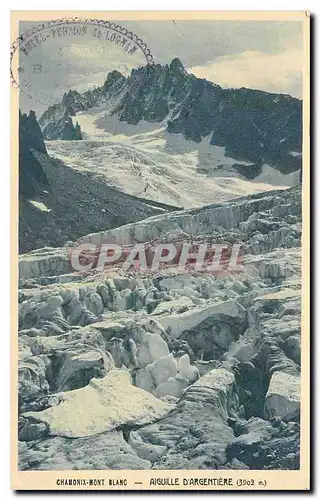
10 10 310 491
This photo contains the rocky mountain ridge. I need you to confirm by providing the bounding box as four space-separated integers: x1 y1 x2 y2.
39 59 302 176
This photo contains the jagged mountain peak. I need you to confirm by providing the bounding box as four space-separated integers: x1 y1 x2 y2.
103 69 126 92
62 89 82 107
169 57 186 72
20 110 47 155
39 61 302 174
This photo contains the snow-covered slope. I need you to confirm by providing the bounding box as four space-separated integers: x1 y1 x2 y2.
46 109 298 208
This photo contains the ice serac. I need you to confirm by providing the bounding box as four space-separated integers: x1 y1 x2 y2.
77 186 301 247
264 371 300 421
19 247 71 279
18 182 302 471
131 368 238 469
157 299 246 339
19 430 151 470
23 370 175 438
18 185 299 278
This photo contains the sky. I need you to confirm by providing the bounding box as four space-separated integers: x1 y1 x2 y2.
17 20 303 116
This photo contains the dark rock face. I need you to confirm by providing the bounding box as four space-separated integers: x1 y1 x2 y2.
61 117 82 140
18 151 162 253
40 113 82 141
39 89 85 140
19 110 48 198
102 69 126 93
39 59 302 175
74 122 82 140
209 88 302 169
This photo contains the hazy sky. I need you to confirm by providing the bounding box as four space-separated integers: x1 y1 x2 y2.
17 20 303 116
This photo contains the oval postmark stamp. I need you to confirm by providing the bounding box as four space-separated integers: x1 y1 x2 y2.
11 17 154 113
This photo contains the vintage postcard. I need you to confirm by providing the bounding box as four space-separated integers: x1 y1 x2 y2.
11 10 310 491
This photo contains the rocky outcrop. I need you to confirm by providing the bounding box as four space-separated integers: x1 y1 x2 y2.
40 114 82 141
19 110 48 199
